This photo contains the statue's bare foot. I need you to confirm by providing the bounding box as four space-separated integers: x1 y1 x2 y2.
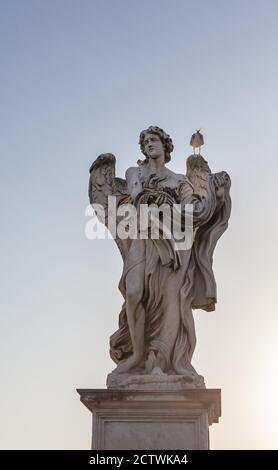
151 366 166 376
145 350 156 373
115 354 142 374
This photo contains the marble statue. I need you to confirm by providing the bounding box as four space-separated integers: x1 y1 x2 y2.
88 126 231 389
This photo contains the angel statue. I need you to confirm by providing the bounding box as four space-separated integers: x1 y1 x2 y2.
88 126 231 389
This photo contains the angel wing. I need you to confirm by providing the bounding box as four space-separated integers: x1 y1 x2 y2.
186 154 230 197
186 154 211 198
88 153 130 259
185 153 231 234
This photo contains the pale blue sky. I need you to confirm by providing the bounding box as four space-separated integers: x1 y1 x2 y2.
1 0 278 449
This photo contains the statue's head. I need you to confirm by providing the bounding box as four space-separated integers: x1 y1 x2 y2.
139 126 174 163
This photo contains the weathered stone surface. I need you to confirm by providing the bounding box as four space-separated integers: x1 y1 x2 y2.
106 371 205 390
88 126 231 384
83 126 230 449
77 388 221 450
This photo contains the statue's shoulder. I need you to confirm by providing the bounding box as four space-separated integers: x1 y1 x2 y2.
172 171 193 188
164 166 181 178
165 167 188 185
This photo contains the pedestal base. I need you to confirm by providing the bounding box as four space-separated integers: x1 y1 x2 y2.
77 389 221 450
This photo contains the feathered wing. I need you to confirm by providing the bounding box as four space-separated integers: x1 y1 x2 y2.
88 153 131 260
186 154 211 198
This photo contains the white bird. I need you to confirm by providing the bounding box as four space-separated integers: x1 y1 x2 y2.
190 129 204 155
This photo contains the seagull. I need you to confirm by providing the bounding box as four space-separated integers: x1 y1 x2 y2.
190 129 204 155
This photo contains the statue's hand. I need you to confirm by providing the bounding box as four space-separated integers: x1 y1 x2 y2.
213 172 229 205
213 171 229 189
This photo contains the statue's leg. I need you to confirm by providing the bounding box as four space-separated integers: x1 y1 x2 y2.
157 302 198 377
148 275 181 375
115 240 146 374
151 299 180 374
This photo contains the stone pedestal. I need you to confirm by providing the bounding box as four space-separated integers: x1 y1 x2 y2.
77 388 221 450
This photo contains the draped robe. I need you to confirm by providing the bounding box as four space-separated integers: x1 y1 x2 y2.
110 172 231 375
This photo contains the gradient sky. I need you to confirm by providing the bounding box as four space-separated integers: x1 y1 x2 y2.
1 0 278 449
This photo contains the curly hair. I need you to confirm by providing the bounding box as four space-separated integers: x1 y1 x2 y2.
139 126 174 163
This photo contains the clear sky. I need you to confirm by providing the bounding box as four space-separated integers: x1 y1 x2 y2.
1 0 278 449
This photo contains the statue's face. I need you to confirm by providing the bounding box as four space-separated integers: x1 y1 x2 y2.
143 133 165 160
